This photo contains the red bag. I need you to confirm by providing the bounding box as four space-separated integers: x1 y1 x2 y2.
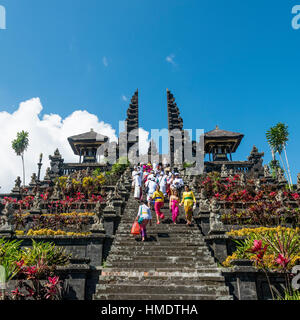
131 221 140 235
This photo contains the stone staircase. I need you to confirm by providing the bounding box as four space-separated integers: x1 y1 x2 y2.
94 193 233 300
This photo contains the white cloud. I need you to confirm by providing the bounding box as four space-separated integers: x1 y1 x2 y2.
0 98 118 193
121 95 128 102
138 128 150 155
166 54 176 66
102 56 108 67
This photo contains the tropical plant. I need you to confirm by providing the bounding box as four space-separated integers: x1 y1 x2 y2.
111 157 130 175
224 227 300 299
20 240 70 267
277 289 300 300
0 239 23 283
266 123 292 189
11 131 29 187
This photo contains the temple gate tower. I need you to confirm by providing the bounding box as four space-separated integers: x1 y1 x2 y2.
118 90 139 162
167 89 184 166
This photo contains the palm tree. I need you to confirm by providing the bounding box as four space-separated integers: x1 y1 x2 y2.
266 123 292 189
12 131 29 187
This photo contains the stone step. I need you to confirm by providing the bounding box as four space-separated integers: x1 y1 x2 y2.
98 274 225 283
106 255 215 264
100 267 220 276
110 242 208 248
95 283 230 295
108 249 211 256
112 240 207 247
105 261 216 268
93 190 233 301
116 228 202 235
114 236 205 243
94 293 233 300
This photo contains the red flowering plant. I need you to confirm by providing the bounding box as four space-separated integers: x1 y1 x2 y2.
291 193 300 201
269 191 277 199
1 239 69 300
11 259 63 300
228 228 300 299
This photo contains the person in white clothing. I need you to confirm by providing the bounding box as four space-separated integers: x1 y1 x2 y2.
131 166 138 191
133 171 142 200
159 172 168 196
172 173 184 197
145 177 157 207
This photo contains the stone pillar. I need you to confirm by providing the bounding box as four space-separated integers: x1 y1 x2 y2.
208 198 226 235
112 199 123 216
103 207 118 237
204 234 228 264
87 231 106 267
197 213 210 236
233 266 258 300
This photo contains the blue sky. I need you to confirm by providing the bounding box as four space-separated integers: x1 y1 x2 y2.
1 0 300 181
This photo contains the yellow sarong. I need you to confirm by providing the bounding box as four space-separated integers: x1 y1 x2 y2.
181 191 196 223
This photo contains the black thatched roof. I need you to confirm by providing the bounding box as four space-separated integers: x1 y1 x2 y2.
204 126 244 153
68 129 108 142
205 125 244 138
68 129 109 155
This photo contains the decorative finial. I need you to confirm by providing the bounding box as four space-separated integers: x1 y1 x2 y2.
216 125 219 130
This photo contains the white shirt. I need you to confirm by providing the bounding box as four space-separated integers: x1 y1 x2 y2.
134 173 141 187
172 177 184 189
159 175 167 187
146 180 157 195
137 204 152 220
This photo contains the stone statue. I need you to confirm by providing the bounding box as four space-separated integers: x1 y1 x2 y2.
277 168 287 184
297 173 300 191
66 176 73 191
254 179 261 192
105 190 115 209
15 177 21 189
209 198 225 234
49 149 64 178
199 189 210 212
44 167 51 181
221 164 228 178
276 190 285 203
228 169 234 177
32 192 42 211
1 202 14 226
117 180 126 192
51 181 61 199
112 186 122 200
239 173 246 187
12 176 22 194
76 170 83 182
92 201 103 226
30 173 37 185
264 165 271 178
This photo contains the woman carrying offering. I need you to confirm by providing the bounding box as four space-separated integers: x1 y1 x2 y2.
169 189 180 224
180 185 196 225
135 200 152 242
151 185 165 224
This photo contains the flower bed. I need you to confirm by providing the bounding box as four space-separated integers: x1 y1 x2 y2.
0 238 70 300
223 226 300 270
15 229 92 237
